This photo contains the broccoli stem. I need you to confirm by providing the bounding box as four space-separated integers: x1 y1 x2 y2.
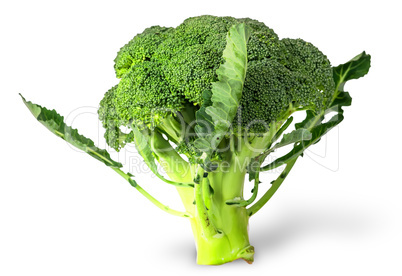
157 115 184 144
247 157 298 216
148 130 196 214
144 124 301 262
149 130 296 264
193 167 219 239
111 167 191 218
190 153 254 265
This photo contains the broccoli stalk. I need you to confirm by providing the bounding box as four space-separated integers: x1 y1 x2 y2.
155 130 258 264
21 15 370 265
193 165 253 264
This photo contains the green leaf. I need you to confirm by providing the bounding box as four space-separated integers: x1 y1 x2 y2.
132 127 194 188
261 113 343 171
328 91 352 114
329 52 370 113
333 51 371 91
295 110 323 130
194 23 251 159
20 94 122 168
193 138 211 152
275 128 312 148
206 23 250 131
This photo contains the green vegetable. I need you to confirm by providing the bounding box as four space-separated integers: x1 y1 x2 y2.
21 15 371 265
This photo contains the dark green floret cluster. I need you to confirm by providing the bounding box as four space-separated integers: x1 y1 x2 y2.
99 15 335 150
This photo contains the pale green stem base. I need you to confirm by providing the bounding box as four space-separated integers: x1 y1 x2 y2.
190 160 254 265
151 133 255 264
190 208 253 265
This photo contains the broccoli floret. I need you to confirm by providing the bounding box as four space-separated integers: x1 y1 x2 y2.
98 85 132 151
114 26 174 78
236 39 334 133
114 61 184 126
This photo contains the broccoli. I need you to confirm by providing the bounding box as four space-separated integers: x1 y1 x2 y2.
21 15 371 265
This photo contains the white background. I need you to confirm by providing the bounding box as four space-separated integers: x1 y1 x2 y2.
1 0 401 275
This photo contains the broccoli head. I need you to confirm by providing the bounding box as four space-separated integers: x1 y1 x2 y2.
99 15 335 151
